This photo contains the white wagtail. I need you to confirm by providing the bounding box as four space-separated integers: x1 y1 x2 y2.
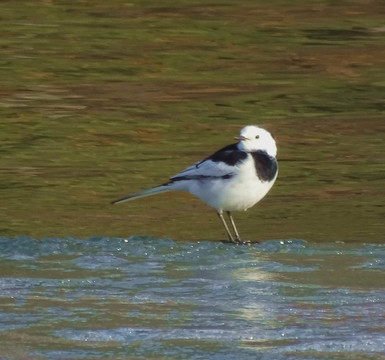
112 125 278 244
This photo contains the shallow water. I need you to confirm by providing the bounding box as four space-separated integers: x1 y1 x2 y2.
0 236 384 359
0 1 384 242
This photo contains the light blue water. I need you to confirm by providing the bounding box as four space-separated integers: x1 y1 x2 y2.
0 237 384 359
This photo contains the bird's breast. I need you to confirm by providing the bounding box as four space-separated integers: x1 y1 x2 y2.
250 151 278 182
216 158 277 212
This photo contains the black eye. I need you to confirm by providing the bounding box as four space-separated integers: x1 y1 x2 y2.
255 135 260 139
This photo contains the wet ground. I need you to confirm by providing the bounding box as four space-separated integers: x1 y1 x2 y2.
0 236 384 359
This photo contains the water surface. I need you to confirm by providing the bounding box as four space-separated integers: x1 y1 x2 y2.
0 236 384 359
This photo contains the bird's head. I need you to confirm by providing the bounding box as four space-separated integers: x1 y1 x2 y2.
235 125 277 157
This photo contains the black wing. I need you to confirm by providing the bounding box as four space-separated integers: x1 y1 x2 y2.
169 143 247 182
195 143 248 168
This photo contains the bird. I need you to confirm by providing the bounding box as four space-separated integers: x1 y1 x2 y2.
112 125 278 245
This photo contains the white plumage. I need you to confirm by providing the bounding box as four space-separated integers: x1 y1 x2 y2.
112 125 278 244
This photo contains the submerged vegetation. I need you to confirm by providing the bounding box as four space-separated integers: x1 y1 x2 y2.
0 1 384 242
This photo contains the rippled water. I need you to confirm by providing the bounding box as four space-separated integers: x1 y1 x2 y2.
0 237 384 359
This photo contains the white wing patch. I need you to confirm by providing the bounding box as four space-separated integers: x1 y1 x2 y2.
170 159 236 180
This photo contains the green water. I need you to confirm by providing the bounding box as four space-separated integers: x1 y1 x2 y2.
1 1 384 242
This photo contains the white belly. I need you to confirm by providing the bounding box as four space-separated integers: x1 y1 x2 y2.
217 175 276 211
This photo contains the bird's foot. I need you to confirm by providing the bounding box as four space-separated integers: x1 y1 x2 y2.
234 237 252 246
221 237 253 246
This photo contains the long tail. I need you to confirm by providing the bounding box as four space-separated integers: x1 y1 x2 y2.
111 185 170 205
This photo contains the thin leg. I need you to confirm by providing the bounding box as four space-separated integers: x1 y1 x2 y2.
227 212 251 245
217 211 236 243
226 211 241 242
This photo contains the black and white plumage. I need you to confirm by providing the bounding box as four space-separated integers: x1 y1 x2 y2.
112 125 278 244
